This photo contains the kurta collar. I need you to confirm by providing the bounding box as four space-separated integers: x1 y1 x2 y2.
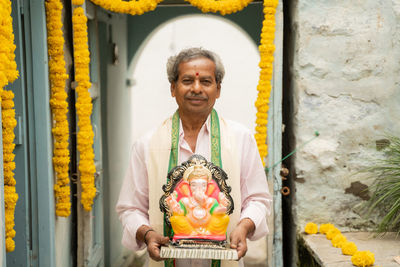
178 113 211 138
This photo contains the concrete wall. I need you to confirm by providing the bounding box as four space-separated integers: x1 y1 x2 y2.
290 0 400 232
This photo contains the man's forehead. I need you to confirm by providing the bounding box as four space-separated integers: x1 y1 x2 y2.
178 59 216 79
178 57 215 70
181 73 213 78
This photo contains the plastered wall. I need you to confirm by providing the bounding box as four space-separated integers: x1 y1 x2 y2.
290 0 400 231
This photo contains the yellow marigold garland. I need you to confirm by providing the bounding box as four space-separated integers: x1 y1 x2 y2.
0 0 19 253
306 223 376 266
45 0 71 217
254 0 278 166
89 0 163 15
72 5 96 211
185 0 253 15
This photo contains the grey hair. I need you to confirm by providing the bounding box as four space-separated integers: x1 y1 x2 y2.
166 48 225 83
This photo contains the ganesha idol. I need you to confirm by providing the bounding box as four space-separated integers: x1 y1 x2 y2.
160 155 234 246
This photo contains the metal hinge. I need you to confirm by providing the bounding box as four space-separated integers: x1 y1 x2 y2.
18 0 24 15
15 115 23 145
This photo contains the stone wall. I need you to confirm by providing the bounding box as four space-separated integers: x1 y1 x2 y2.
290 0 400 232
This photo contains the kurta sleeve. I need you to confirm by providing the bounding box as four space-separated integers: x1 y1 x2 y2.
239 130 272 241
116 140 150 251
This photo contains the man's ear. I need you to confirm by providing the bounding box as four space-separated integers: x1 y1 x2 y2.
216 82 221 98
170 82 176 97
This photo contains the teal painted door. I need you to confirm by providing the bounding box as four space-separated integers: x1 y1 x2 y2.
6 1 31 265
76 14 105 267
7 0 56 266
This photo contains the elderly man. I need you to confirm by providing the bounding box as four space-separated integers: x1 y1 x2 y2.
116 48 272 267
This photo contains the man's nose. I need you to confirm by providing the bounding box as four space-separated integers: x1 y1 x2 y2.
191 80 202 94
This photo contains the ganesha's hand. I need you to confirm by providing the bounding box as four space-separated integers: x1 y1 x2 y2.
166 194 183 215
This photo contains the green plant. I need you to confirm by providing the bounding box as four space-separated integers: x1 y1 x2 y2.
364 135 400 234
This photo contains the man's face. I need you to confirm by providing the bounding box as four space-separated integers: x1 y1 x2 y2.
171 57 221 117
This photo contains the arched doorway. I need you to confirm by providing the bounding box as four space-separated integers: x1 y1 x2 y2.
128 14 260 141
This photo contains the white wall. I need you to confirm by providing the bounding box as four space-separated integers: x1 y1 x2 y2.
128 15 260 141
104 14 133 266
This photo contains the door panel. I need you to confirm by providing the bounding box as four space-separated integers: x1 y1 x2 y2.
7 0 33 265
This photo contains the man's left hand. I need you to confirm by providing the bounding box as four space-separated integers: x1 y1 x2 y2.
229 218 255 260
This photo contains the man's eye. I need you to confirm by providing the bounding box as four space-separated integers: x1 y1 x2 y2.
182 79 192 83
202 80 212 85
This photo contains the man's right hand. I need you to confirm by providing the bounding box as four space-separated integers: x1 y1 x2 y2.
145 230 170 261
136 225 170 261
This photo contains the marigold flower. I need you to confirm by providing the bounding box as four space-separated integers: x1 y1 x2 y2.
341 241 358 256
351 251 375 267
304 222 318 234
319 223 335 234
326 228 341 240
6 238 15 252
331 234 347 248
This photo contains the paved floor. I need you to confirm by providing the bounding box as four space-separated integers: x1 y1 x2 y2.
302 232 400 267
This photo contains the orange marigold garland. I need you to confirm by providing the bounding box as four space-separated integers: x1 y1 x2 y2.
71 5 96 211
45 0 71 217
2 91 18 253
0 0 19 252
254 0 278 166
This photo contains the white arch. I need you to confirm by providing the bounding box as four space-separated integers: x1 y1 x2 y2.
127 14 260 141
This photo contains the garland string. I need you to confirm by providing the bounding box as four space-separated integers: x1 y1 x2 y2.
45 0 71 217
71 3 96 211
0 0 19 252
254 0 278 166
